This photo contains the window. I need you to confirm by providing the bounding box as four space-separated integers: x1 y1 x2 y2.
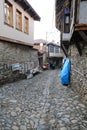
49 45 54 53
4 0 13 26
65 16 69 24
16 9 22 31
24 16 29 34
39 43 43 50
64 8 70 33
64 15 70 33
55 46 59 53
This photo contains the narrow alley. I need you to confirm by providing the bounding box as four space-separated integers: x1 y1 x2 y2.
0 70 87 130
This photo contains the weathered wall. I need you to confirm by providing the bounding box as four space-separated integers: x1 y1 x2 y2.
68 44 87 102
33 44 46 52
0 0 34 45
0 41 39 84
79 1 87 24
56 0 70 32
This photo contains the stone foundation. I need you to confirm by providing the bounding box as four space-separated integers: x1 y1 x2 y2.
0 41 39 85
68 44 87 102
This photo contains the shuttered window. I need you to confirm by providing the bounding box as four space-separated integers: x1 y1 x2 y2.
24 16 29 34
16 9 22 31
49 45 54 53
64 8 70 33
4 0 13 26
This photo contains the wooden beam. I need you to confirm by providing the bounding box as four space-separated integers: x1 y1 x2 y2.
75 27 87 31
78 31 87 42
75 24 87 27
75 24 87 31
0 36 33 47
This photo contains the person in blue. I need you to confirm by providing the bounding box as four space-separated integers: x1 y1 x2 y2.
50 62 55 70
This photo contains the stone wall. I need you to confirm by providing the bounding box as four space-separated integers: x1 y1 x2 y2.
0 41 39 84
68 44 87 102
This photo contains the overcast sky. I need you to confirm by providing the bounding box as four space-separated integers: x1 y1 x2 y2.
27 0 60 43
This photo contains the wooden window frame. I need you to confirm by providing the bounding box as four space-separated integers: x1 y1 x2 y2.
55 46 59 53
49 45 54 53
64 15 70 33
64 8 70 33
16 9 22 31
24 16 29 34
4 0 13 27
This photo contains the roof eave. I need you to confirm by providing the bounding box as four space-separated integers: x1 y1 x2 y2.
14 0 40 21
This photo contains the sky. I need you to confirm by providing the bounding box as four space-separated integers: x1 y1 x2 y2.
27 0 60 43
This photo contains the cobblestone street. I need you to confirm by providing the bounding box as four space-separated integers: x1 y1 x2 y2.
0 70 87 130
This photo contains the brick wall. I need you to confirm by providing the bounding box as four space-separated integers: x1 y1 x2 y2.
0 41 39 84
68 44 87 102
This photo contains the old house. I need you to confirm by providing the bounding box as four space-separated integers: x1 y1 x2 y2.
34 39 47 67
0 0 40 84
47 42 64 68
56 0 87 101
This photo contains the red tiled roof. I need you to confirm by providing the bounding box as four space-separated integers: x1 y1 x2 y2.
34 39 48 44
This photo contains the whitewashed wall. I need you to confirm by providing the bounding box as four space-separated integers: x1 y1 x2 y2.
0 0 34 45
79 1 87 24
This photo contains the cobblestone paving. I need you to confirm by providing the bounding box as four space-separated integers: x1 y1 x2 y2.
0 70 87 130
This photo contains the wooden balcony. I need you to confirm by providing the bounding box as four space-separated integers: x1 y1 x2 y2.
70 1 87 43
56 0 87 56
62 33 70 42
48 52 64 58
61 33 70 57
